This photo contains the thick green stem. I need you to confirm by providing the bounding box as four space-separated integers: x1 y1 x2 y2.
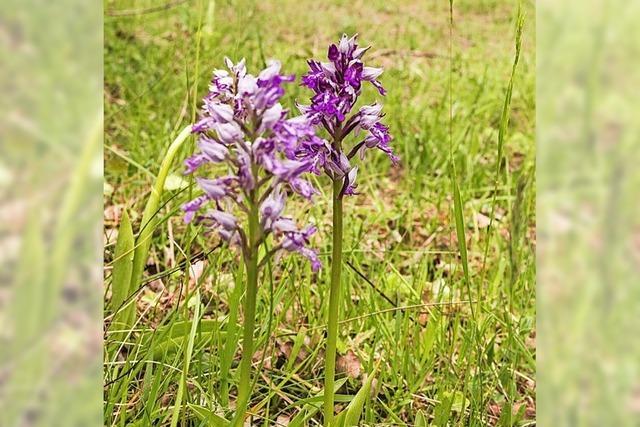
324 178 344 426
232 201 260 426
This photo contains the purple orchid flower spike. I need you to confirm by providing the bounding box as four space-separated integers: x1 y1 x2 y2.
298 33 397 197
182 58 321 271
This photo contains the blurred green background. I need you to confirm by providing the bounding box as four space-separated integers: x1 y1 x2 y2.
0 0 102 426
537 0 640 425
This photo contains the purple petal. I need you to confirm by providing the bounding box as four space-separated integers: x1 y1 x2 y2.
199 136 228 162
204 101 234 123
338 33 357 55
260 187 286 230
257 60 282 82
342 166 359 196
272 159 312 180
192 116 213 133
353 46 371 59
196 177 229 200
184 154 208 174
290 178 317 199
279 225 321 271
214 122 243 144
362 66 383 81
371 79 386 95
208 209 237 230
273 217 298 233
218 228 241 245
258 103 284 133
328 44 339 61
182 195 208 223
237 151 255 190
238 74 258 95
225 57 247 79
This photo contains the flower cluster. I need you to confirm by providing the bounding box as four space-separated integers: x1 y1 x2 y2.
298 34 397 196
183 58 322 271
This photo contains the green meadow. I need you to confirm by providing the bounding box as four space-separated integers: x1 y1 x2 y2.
104 0 535 425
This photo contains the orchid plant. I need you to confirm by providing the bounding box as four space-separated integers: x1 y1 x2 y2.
297 34 397 425
182 58 321 425
181 34 393 424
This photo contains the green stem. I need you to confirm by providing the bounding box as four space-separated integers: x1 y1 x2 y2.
220 265 243 407
232 200 260 426
324 177 344 426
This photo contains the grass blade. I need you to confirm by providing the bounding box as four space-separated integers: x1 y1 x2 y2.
452 180 470 289
4 214 46 425
288 378 348 427
170 289 201 427
219 265 243 407
48 118 102 323
333 363 379 427
130 125 192 295
12 213 46 348
434 391 453 427
188 403 228 426
480 8 525 281
110 210 135 339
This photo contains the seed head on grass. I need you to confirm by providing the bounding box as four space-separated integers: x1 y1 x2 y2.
182 58 322 271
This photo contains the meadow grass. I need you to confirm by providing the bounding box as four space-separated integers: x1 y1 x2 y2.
104 0 535 425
